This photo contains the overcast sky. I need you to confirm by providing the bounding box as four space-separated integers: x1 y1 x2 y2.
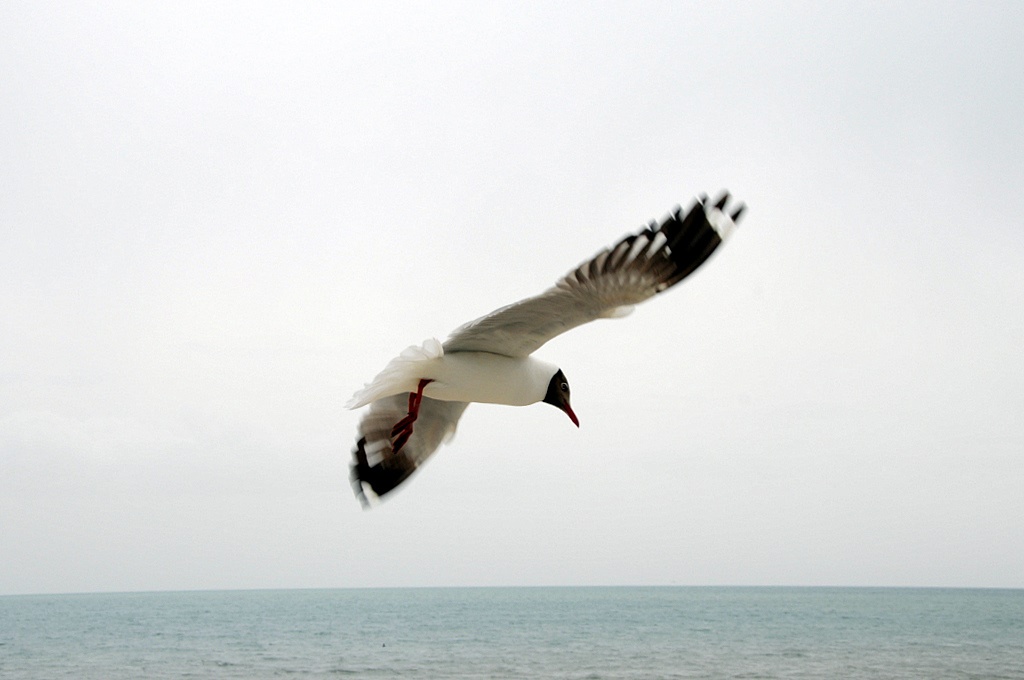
2 2 1022 596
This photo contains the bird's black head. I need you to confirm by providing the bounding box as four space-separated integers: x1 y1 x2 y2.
543 368 579 427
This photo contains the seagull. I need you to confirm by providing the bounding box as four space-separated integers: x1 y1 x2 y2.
347 191 745 506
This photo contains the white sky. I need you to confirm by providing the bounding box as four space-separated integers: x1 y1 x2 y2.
2 2 1022 595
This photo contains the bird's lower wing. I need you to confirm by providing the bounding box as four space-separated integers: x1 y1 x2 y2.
350 394 469 506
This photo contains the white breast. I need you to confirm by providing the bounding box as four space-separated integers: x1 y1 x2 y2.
424 352 557 407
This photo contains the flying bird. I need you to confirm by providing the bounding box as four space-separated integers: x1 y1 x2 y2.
347 191 745 506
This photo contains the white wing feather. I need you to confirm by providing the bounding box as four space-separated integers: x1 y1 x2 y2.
443 195 743 357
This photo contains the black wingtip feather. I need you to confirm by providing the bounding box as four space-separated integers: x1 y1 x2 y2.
350 437 414 507
652 190 742 292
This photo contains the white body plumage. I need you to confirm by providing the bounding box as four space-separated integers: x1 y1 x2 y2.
346 338 559 409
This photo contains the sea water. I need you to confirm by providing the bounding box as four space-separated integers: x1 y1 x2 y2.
1 587 1022 678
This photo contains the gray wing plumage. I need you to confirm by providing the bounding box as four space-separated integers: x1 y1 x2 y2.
443 192 745 357
350 394 469 506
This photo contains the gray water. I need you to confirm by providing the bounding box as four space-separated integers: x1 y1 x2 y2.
1 587 1022 678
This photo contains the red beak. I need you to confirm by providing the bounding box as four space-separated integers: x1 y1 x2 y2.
564 404 580 428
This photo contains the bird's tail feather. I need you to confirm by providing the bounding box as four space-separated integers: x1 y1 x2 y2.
346 338 444 409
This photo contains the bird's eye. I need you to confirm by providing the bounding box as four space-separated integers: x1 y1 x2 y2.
560 382 569 392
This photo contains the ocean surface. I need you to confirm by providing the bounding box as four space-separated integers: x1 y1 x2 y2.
1 587 1022 679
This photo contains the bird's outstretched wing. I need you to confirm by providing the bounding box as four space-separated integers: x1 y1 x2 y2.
443 192 745 357
350 394 469 506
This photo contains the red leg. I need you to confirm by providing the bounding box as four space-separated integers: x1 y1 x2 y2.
390 379 433 452
392 429 412 454
392 385 426 433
